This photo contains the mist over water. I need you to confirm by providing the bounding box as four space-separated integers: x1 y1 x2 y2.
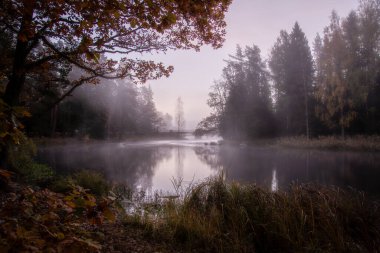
37 135 380 196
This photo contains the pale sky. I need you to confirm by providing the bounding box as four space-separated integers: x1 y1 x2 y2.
146 0 359 130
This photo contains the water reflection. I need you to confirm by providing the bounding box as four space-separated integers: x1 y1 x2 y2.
197 145 380 195
38 143 171 190
271 169 278 192
175 147 185 181
37 139 380 196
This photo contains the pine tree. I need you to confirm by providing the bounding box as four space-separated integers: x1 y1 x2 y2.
269 23 314 137
220 45 275 139
269 30 290 134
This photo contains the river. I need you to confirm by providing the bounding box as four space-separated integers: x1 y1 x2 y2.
37 134 380 196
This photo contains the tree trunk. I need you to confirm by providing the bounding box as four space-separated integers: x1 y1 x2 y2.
50 104 58 137
340 108 345 139
3 0 36 106
303 73 310 140
1 1 36 169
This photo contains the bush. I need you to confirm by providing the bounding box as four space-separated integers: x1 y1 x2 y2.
7 136 54 185
72 170 110 196
49 176 73 193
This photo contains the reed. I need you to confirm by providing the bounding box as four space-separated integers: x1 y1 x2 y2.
133 177 380 253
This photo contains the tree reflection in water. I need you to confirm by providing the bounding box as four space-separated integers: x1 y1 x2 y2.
193 145 380 196
37 142 172 190
38 142 380 196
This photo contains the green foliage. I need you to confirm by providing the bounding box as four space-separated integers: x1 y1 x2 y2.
72 170 110 197
49 170 111 197
49 176 74 193
20 162 54 185
7 136 54 185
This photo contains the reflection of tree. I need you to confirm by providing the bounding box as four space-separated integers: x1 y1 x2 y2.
217 146 274 188
175 147 185 180
194 145 380 195
271 168 278 192
194 146 222 170
37 143 171 190
38 143 380 195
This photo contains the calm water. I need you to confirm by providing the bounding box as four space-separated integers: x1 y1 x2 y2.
37 135 380 196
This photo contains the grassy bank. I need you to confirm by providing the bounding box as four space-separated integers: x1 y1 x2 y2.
132 178 380 253
274 135 380 151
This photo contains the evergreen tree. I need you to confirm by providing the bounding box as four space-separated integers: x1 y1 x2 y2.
220 45 275 139
138 86 159 134
269 30 290 134
269 23 314 137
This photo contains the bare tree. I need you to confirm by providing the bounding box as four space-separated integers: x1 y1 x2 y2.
175 97 185 133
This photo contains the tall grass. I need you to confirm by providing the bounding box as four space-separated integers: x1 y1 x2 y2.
134 178 380 253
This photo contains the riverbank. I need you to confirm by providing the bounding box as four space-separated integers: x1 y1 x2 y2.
220 135 380 152
1 168 379 252
274 135 380 152
32 132 188 146
34 134 380 152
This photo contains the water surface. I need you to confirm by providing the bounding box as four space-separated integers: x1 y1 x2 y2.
37 135 380 196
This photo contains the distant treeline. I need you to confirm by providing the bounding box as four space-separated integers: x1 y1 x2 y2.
196 0 380 139
25 68 173 139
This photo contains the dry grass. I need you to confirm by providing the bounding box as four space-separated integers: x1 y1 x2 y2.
132 178 380 253
276 135 380 151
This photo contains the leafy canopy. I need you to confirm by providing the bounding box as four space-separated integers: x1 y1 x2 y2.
0 0 232 84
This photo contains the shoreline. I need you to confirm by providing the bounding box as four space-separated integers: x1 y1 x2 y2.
33 134 380 152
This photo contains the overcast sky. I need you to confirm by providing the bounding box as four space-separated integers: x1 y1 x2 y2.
146 0 359 130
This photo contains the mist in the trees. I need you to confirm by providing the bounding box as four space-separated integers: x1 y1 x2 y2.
25 66 174 139
196 0 380 139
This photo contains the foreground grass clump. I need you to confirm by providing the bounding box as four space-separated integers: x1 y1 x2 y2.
137 179 380 253
276 135 380 151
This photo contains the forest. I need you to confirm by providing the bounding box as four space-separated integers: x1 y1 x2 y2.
196 1 380 140
1 34 173 140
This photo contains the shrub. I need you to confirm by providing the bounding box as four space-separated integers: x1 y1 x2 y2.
72 170 110 197
7 136 54 185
